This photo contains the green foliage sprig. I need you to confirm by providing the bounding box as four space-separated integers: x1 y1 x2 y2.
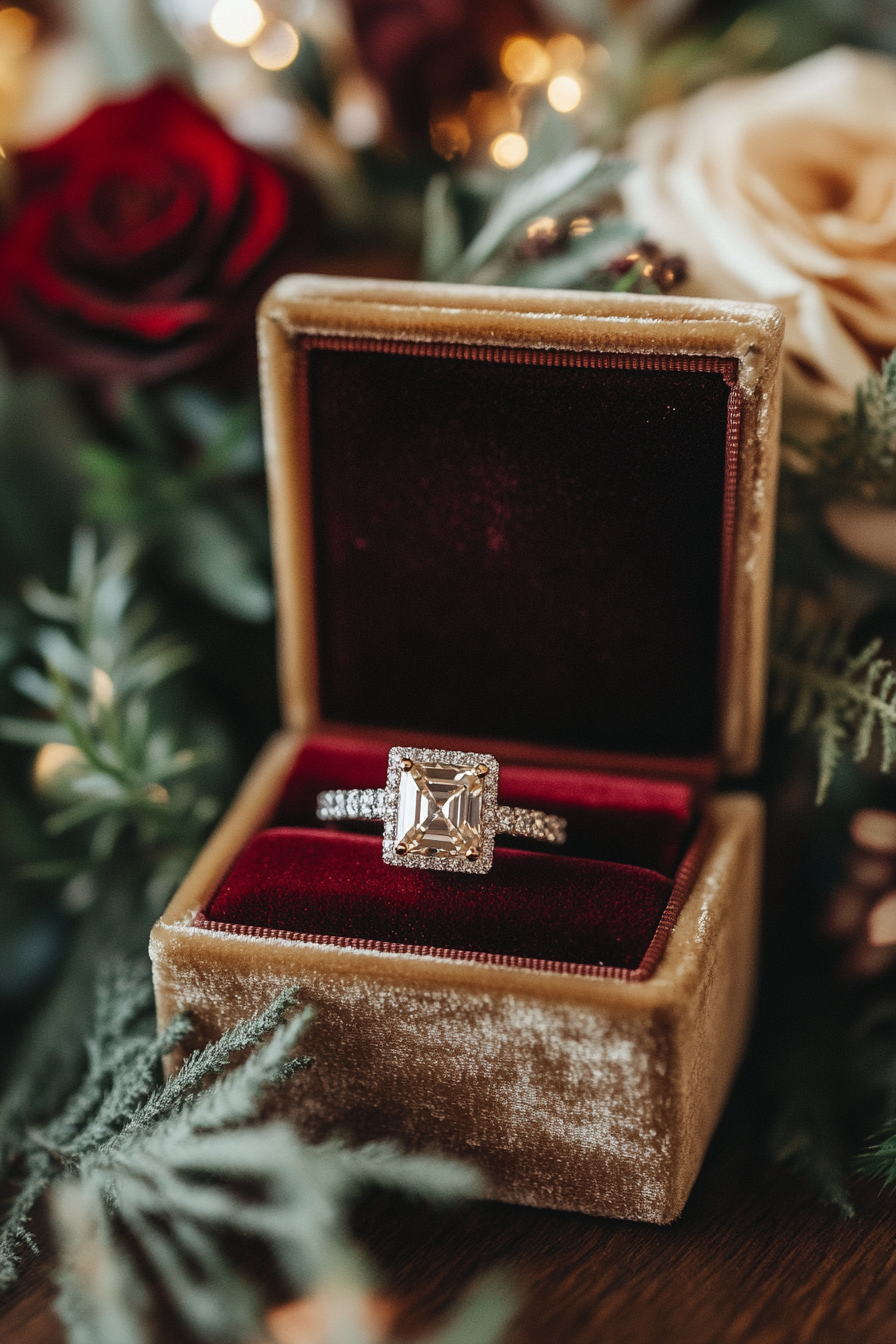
858 1115 896 1192
0 531 231 1208
0 528 223 905
0 961 188 1287
10 970 502 1344
80 386 273 622
772 356 896 799
772 604 896 803
783 354 896 506
423 150 643 290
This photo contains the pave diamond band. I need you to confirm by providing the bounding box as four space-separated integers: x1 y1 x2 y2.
494 805 567 846
316 747 567 876
316 789 387 822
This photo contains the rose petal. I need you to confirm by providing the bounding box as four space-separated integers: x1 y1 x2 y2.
0 79 324 384
622 46 896 424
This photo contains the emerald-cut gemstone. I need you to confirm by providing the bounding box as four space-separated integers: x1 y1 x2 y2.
396 759 485 859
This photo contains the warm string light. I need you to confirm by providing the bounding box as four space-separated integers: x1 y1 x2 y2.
490 131 528 169
546 33 584 70
547 74 582 112
250 19 300 70
32 742 85 792
433 31 599 169
333 74 382 148
210 0 265 47
500 35 550 85
0 6 36 57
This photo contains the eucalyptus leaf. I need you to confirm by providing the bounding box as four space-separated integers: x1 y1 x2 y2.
71 0 190 94
0 718 76 747
445 150 629 282
422 175 465 281
170 506 274 622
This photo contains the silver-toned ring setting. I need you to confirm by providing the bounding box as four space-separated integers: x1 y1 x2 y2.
316 746 567 876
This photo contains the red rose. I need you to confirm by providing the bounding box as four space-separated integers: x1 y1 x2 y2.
0 81 324 384
347 0 542 137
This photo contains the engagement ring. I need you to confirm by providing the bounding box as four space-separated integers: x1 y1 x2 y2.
316 746 567 876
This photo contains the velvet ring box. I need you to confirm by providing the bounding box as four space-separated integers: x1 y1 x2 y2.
151 277 783 1223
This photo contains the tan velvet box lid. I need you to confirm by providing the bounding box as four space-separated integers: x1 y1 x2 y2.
151 276 784 1223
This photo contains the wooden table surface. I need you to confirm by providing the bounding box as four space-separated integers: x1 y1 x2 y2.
3 1077 895 1344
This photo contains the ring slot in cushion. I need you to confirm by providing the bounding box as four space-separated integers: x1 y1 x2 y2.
199 735 698 973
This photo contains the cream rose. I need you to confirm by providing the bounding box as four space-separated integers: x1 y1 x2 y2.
622 47 896 430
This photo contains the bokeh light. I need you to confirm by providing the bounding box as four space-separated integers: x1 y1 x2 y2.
32 743 85 791
569 216 593 236
546 33 584 71
91 667 114 707
333 76 382 148
500 35 550 85
547 74 582 112
250 19 300 70
590 42 611 71
209 0 265 47
490 131 528 169
526 216 557 241
0 7 36 58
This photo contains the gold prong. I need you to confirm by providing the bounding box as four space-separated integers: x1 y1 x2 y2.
475 763 489 776
394 842 408 856
401 758 413 771
465 847 480 861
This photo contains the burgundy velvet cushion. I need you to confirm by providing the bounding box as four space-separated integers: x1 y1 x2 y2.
277 735 695 875
306 346 735 758
203 735 698 972
202 828 674 971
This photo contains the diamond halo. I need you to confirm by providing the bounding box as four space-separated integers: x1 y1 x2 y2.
382 746 500 875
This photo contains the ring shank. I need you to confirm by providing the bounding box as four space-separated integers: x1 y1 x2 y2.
316 788 386 822
316 789 566 844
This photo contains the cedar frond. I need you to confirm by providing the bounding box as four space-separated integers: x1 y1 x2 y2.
771 602 896 802
42 976 485 1344
783 353 896 503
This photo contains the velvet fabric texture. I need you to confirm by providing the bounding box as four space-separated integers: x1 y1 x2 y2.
203 828 674 971
306 346 735 757
201 735 697 973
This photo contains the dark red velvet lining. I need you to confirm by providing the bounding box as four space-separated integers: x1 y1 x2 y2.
305 341 738 759
199 337 735 976
203 829 673 971
199 735 702 976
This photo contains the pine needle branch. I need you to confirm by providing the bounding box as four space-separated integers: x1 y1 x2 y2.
0 972 309 1289
0 960 186 1286
35 976 485 1344
857 1120 896 1188
112 988 314 1146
